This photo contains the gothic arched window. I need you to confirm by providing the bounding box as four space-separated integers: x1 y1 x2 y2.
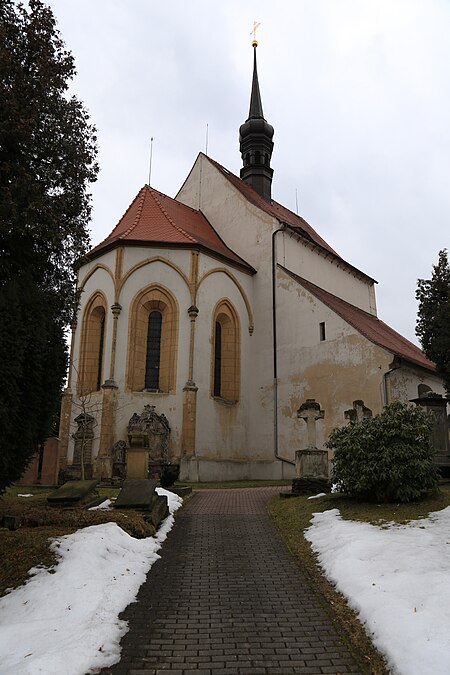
127 285 178 393
212 300 240 402
78 292 107 395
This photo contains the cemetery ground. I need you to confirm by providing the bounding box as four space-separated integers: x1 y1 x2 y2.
1 483 450 673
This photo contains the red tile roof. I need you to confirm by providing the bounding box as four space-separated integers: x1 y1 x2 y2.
88 185 255 273
281 266 436 372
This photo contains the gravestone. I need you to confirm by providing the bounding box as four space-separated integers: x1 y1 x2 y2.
114 479 169 529
47 479 100 506
114 479 158 509
411 393 450 468
292 399 330 495
112 440 127 479
126 405 170 479
146 495 170 528
344 400 372 424
71 414 95 479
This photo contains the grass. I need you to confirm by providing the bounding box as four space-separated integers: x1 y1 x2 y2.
267 485 450 674
0 486 151 598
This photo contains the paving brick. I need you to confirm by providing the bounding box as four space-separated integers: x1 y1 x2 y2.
99 487 362 675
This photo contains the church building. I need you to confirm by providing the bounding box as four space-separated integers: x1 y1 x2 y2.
58 42 445 482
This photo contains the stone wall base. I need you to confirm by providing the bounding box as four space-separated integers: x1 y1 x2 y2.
179 457 295 482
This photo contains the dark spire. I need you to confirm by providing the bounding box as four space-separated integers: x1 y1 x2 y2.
239 43 274 202
248 47 264 118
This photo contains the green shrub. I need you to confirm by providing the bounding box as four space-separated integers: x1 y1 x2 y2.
327 401 438 503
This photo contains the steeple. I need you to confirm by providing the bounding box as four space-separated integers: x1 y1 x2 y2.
239 42 274 201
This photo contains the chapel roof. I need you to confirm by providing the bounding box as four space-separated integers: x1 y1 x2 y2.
88 185 255 273
281 266 436 372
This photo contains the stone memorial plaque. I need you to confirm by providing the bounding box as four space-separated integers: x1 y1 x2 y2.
114 479 157 509
47 479 100 505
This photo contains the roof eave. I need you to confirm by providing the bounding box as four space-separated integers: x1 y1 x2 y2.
83 239 256 275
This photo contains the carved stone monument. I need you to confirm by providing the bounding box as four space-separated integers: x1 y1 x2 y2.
126 405 170 479
292 399 329 494
411 393 450 469
71 414 95 479
112 440 127 479
344 400 372 424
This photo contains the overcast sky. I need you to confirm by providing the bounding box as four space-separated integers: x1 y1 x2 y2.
46 0 449 345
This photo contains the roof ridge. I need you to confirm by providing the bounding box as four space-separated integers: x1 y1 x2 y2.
118 186 147 240
149 188 197 244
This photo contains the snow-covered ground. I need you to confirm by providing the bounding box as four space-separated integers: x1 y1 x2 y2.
0 488 182 675
306 505 450 675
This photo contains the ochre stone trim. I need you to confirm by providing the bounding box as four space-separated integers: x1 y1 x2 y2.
211 298 240 403
197 268 254 335
118 256 192 303
79 263 115 292
126 283 179 393
114 247 124 281
77 290 108 396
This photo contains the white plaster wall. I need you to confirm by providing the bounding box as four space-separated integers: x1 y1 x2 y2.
78 250 116 289
178 157 284 461
389 367 447 404
280 232 377 314
275 267 393 457
112 251 193 455
177 154 276 272
192 268 253 460
122 247 191 282
178 155 377 314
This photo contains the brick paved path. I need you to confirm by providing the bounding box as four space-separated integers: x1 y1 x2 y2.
100 487 362 675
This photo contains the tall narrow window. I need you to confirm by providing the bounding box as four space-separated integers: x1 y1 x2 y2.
96 312 105 391
127 284 179 393
319 322 326 341
213 321 222 397
211 300 240 402
78 293 107 396
145 310 162 390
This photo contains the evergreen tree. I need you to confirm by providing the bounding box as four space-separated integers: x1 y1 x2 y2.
416 249 450 394
0 0 98 491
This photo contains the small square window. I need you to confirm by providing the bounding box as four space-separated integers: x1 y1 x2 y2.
319 322 326 341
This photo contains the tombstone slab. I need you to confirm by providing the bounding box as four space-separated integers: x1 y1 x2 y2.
147 494 169 528
47 479 100 506
114 479 157 509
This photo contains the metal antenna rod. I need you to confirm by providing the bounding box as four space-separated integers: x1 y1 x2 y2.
148 137 154 185
295 188 299 215
205 123 209 155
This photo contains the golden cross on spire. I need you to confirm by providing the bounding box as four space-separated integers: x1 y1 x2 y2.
251 20 261 47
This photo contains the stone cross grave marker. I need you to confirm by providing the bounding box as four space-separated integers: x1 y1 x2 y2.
297 399 325 449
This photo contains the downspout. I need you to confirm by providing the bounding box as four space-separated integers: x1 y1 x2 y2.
272 225 295 466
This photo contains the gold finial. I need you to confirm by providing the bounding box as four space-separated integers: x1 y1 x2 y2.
251 20 261 47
